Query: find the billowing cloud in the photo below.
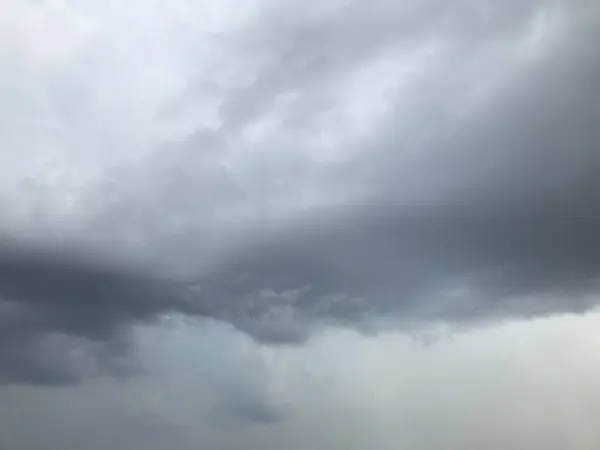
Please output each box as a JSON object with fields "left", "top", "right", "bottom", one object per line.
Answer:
{"left": 1, "top": 0, "right": 600, "bottom": 446}
{"left": 1, "top": 0, "right": 600, "bottom": 371}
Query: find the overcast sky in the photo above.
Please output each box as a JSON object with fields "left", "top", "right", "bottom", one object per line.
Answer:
{"left": 1, "top": 0, "right": 600, "bottom": 448}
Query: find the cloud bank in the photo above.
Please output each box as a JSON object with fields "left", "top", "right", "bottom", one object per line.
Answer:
{"left": 1, "top": 0, "right": 600, "bottom": 447}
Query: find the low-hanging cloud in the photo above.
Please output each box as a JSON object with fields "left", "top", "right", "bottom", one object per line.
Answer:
{"left": 3, "top": 1, "right": 600, "bottom": 448}
{"left": 0, "top": 0, "right": 599, "bottom": 416}
{"left": 5, "top": 312, "right": 600, "bottom": 449}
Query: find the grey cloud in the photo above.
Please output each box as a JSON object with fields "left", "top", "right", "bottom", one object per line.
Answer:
{"left": 210, "top": 0, "right": 542, "bottom": 127}
{"left": 69, "top": 0, "right": 553, "bottom": 264}
{"left": 208, "top": 385, "right": 289, "bottom": 427}
{"left": 0, "top": 240, "right": 291, "bottom": 430}
{"left": 0, "top": 242, "right": 190, "bottom": 384}
{"left": 8, "top": 314, "right": 600, "bottom": 450}
{"left": 1, "top": 0, "right": 599, "bottom": 386}
{"left": 182, "top": 3, "right": 600, "bottom": 334}
{"left": 2, "top": 1, "right": 600, "bottom": 448}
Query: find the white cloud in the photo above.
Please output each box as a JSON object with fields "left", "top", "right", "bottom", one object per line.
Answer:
{"left": 0, "top": 0, "right": 99, "bottom": 72}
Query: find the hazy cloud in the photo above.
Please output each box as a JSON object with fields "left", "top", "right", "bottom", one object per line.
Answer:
{"left": 4, "top": 313, "right": 600, "bottom": 449}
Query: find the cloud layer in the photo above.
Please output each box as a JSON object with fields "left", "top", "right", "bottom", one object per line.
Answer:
{"left": 4, "top": 312, "right": 600, "bottom": 449}
{"left": 2, "top": 0, "right": 599, "bottom": 345}
{"left": 1, "top": 1, "right": 600, "bottom": 446}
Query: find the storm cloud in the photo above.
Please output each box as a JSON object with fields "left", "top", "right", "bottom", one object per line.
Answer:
{"left": 0, "top": 0, "right": 599, "bottom": 381}
{"left": 1, "top": 0, "right": 600, "bottom": 447}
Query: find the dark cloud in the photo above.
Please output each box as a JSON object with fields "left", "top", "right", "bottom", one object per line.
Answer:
{"left": 1, "top": 0, "right": 599, "bottom": 388}
{"left": 182, "top": 6, "right": 600, "bottom": 337}
{"left": 0, "top": 241, "right": 193, "bottom": 384}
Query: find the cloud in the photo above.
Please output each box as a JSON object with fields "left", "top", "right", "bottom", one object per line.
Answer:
{"left": 0, "top": 0, "right": 99, "bottom": 72}
{"left": 0, "top": 3, "right": 599, "bottom": 441}
{"left": 174, "top": 0, "right": 600, "bottom": 338}
{"left": 4, "top": 312, "right": 600, "bottom": 449}
{"left": 0, "top": 241, "right": 195, "bottom": 384}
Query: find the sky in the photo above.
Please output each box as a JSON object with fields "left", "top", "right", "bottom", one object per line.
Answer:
{"left": 0, "top": 0, "right": 600, "bottom": 448}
